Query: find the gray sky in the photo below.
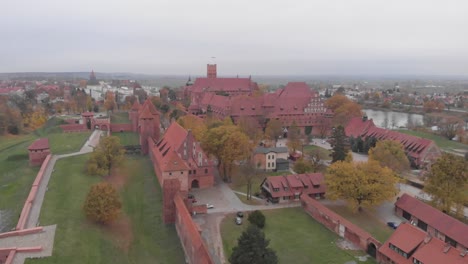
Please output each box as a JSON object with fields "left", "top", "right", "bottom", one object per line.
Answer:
{"left": 1, "top": 0, "right": 467, "bottom": 76}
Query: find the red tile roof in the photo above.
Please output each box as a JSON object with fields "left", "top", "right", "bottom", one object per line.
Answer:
{"left": 412, "top": 235, "right": 467, "bottom": 264}
{"left": 131, "top": 100, "right": 141, "bottom": 111}
{"left": 378, "top": 223, "right": 426, "bottom": 264}
{"left": 264, "top": 173, "right": 326, "bottom": 198}
{"left": 28, "top": 138, "right": 49, "bottom": 150}
{"left": 395, "top": 194, "right": 468, "bottom": 248}
{"left": 192, "top": 77, "right": 257, "bottom": 93}
{"left": 139, "top": 104, "right": 154, "bottom": 119}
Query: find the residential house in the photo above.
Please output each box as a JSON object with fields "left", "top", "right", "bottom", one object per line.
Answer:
{"left": 261, "top": 173, "right": 326, "bottom": 203}
{"left": 253, "top": 146, "right": 289, "bottom": 171}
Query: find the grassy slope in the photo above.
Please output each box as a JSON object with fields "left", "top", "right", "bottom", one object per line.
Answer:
{"left": 111, "top": 112, "right": 131, "bottom": 124}
{"left": 396, "top": 129, "right": 467, "bottom": 151}
{"left": 0, "top": 135, "right": 39, "bottom": 231}
{"left": 28, "top": 155, "right": 184, "bottom": 264}
{"left": 221, "top": 207, "right": 376, "bottom": 264}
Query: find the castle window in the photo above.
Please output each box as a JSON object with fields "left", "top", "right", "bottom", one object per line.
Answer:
{"left": 181, "top": 171, "right": 183, "bottom": 175}
{"left": 205, "top": 168, "right": 208, "bottom": 174}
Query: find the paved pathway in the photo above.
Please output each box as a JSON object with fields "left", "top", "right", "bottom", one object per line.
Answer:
{"left": 0, "top": 130, "right": 102, "bottom": 264}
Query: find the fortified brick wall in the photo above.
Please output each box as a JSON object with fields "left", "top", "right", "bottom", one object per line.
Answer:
{"left": 110, "top": 123, "right": 132, "bottom": 133}
{"left": 173, "top": 193, "right": 213, "bottom": 264}
{"left": 301, "top": 195, "right": 381, "bottom": 253}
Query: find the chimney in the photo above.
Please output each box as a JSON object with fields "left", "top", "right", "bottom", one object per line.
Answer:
{"left": 362, "top": 115, "right": 368, "bottom": 121}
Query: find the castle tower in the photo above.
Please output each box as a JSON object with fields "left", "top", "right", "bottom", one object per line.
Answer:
{"left": 129, "top": 100, "right": 141, "bottom": 132}
{"left": 28, "top": 138, "right": 50, "bottom": 166}
{"left": 163, "top": 179, "right": 180, "bottom": 224}
{"left": 207, "top": 64, "right": 217, "bottom": 78}
{"left": 88, "top": 70, "right": 99, "bottom": 85}
{"left": 141, "top": 98, "right": 160, "bottom": 140}
{"left": 139, "top": 105, "right": 155, "bottom": 155}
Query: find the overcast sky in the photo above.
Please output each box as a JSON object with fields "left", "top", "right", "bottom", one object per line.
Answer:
{"left": 1, "top": 0, "right": 467, "bottom": 76}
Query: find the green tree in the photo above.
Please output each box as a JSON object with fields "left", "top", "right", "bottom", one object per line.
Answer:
{"left": 83, "top": 182, "right": 122, "bottom": 224}
{"left": 369, "top": 140, "right": 410, "bottom": 174}
{"left": 424, "top": 153, "right": 468, "bottom": 217}
{"left": 248, "top": 210, "right": 266, "bottom": 229}
{"left": 87, "top": 136, "right": 125, "bottom": 176}
{"left": 329, "top": 126, "right": 349, "bottom": 163}
{"left": 229, "top": 225, "right": 277, "bottom": 264}
{"left": 326, "top": 160, "right": 398, "bottom": 212}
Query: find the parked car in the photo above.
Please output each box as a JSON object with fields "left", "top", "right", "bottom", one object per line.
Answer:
{"left": 236, "top": 211, "right": 244, "bottom": 218}
{"left": 387, "top": 222, "right": 399, "bottom": 229}
{"left": 206, "top": 204, "right": 214, "bottom": 209}
{"left": 235, "top": 217, "right": 242, "bottom": 225}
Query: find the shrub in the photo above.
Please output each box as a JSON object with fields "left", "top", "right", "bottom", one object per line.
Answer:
{"left": 83, "top": 182, "right": 121, "bottom": 224}
{"left": 248, "top": 210, "right": 266, "bottom": 229}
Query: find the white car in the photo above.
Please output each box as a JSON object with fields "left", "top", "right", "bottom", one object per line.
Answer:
{"left": 206, "top": 204, "right": 214, "bottom": 209}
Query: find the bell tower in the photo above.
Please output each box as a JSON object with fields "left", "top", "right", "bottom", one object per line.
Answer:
{"left": 207, "top": 64, "right": 217, "bottom": 78}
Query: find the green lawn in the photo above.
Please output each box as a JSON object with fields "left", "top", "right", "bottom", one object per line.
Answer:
{"left": 111, "top": 112, "right": 131, "bottom": 124}
{"left": 396, "top": 129, "right": 467, "bottom": 151}
{"left": 47, "top": 132, "right": 91, "bottom": 154}
{"left": 323, "top": 203, "right": 393, "bottom": 242}
{"left": 113, "top": 132, "right": 140, "bottom": 146}
{"left": 303, "top": 145, "right": 332, "bottom": 160}
{"left": 221, "top": 207, "right": 376, "bottom": 264}
{"left": 0, "top": 135, "right": 39, "bottom": 232}
{"left": 229, "top": 174, "right": 265, "bottom": 196}
{"left": 28, "top": 155, "right": 184, "bottom": 264}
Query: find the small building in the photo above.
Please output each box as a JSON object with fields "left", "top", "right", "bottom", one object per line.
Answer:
{"left": 378, "top": 222, "right": 467, "bottom": 264}
{"left": 28, "top": 138, "right": 50, "bottom": 166}
{"left": 395, "top": 193, "right": 468, "bottom": 251}
{"left": 253, "top": 146, "right": 289, "bottom": 171}
{"left": 260, "top": 173, "right": 326, "bottom": 203}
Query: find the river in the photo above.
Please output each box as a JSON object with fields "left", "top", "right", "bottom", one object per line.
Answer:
{"left": 363, "top": 109, "right": 424, "bottom": 129}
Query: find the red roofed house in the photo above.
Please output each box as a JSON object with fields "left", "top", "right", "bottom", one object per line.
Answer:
{"left": 148, "top": 122, "right": 214, "bottom": 192}
{"left": 260, "top": 173, "right": 326, "bottom": 203}
{"left": 378, "top": 222, "right": 467, "bottom": 264}
{"left": 395, "top": 193, "right": 468, "bottom": 251}
{"left": 184, "top": 65, "right": 333, "bottom": 136}
{"left": 345, "top": 116, "right": 441, "bottom": 169}
{"left": 28, "top": 138, "right": 50, "bottom": 166}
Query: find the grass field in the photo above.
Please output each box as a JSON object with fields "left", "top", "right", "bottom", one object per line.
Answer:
{"left": 396, "top": 129, "right": 467, "bottom": 151}
{"left": 47, "top": 132, "right": 91, "bottom": 154}
{"left": 221, "top": 207, "right": 376, "bottom": 264}
{"left": 113, "top": 132, "right": 140, "bottom": 146}
{"left": 0, "top": 134, "right": 39, "bottom": 232}
{"left": 324, "top": 203, "right": 393, "bottom": 242}
{"left": 303, "top": 145, "right": 332, "bottom": 160}
{"left": 111, "top": 112, "right": 131, "bottom": 124}
{"left": 28, "top": 155, "right": 184, "bottom": 264}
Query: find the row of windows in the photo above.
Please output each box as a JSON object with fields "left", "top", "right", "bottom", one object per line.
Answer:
{"left": 168, "top": 168, "right": 209, "bottom": 176}
{"left": 389, "top": 243, "right": 408, "bottom": 259}
{"left": 267, "top": 154, "right": 275, "bottom": 160}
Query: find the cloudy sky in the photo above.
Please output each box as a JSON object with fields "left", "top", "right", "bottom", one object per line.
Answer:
{"left": 1, "top": 0, "right": 467, "bottom": 76}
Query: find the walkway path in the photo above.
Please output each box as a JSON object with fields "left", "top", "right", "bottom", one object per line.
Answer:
{"left": 0, "top": 130, "right": 102, "bottom": 264}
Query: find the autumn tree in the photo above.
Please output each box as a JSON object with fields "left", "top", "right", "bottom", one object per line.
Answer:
{"left": 325, "top": 94, "right": 363, "bottom": 127}
{"left": 104, "top": 91, "right": 116, "bottom": 112}
{"left": 265, "top": 119, "right": 283, "bottom": 144}
{"left": 329, "top": 126, "right": 349, "bottom": 163}
{"left": 293, "top": 158, "right": 313, "bottom": 174}
{"left": 83, "top": 182, "right": 122, "bottom": 224}
{"left": 87, "top": 136, "right": 125, "bottom": 176}
{"left": 286, "top": 121, "right": 302, "bottom": 152}
{"left": 237, "top": 116, "right": 263, "bottom": 142}
{"left": 369, "top": 140, "right": 410, "bottom": 174}
{"left": 177, "top": 114, "right": 207, "bottom": 141}
{"left": 201, "top": 122, "right": 252, "bottom": 181}
{"left": 424, "top": 153, "right": 467, "bottom": 217}
{"left": 326, "top": 160, "right": 398, "bottom": 212}
{"left": 229, "top": 225, "right": 278, "bottom": 264}
{"left": 438, "top": 116, "right": 462, "bottom": 140}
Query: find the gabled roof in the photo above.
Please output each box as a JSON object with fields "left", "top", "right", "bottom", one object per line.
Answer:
{"left": 141, "top": 98, "right": 159, "bottom": 115}
{"left": 191, "top": 77, "right": 256, "bottom": 92}
{"left": 395, "top": 194, "right": 468, "bottom": 248}
{"left": 254, "top": 147, "right": 288, "bottom": 154}
{"left": 139, "top": 104, "right": 154, "bottom": 119}
{"left": 378, "top": 223, "right": 426, "bottom": 264}
{"left": 412, "top": 234, "right": 467, "bottom": 264}
{"left": 28, "top": 138, "right": 49, "bottom": 150}
{"left": 162, "top": 151, "right": 189, "bottom": 171}
{"left": 264, "top": 173, "right": 326, "bottom": 198}
{"left": 131, "top": 100, "right": 141, "bottom": 111}
{"left": 161, "top": 122, "right": 188, "bottom": 152}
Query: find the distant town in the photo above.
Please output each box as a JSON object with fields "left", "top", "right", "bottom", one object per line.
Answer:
{"left": 0, "top": 64, "right": 467, "bottom": 264}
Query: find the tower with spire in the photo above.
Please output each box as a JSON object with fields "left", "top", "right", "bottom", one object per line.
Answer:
{"left": 88, "top": 70, "right": 99, "bottom": 85}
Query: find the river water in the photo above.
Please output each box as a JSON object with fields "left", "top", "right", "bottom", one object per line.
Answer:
{"left": 363, "top": 109, "right": 424, "bottom": 129}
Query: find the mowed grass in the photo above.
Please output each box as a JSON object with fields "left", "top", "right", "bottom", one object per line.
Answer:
{"left": 303, "top": 145, "right": 332, "bottom": 160}
{"left": 396, "top": 129, "right": 468, "bottom": 151}
{"left": 47, "top": 132, "right": 91, "bottom": 154}
{"left": 27, "top": 155, "right": 184, "bottom": 264}
{"left": 324, "top": 203, "right": 393, "bottom": 242}
{"left": 113, "top": 132, "right": 140, "bottom": 146}
{"left": 221, "top": 207, "right": 376, "bottom": 264}
{"left": 0, "top": 134, "right": 39, "bottom": 232}
{"left": 111, "top": 112, "right": 131, "bottom": 124}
